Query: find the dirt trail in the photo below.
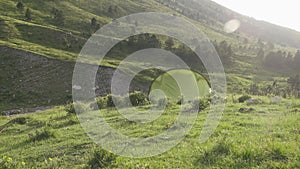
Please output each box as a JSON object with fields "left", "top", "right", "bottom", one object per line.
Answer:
{"left": 1, "top": 106, "right": 55, "bottom": 117}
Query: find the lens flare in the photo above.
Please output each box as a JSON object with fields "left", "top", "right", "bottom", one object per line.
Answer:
{"left": 224, "top": 19, "right": 241, "bottom": 33}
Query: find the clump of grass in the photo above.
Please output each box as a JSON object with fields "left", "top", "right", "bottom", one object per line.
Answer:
{"left": 269, "top": 146, "right": 288, "bottom": 162}
{"left": 238, "top": 146, "right": 265, "bottom": 165}
{"left": 9, "top": 117, "right": 30, "bottom": 125}
{"left": 67, "top": 115, "right": 79, "bottom": 125}
{"left": 196, "top": 139, "right": 233, "bottom": 165}
{"left": 43, "top": 157, "right": 60, "bottom": 169}
{"left": 87, "top": 148, "right": 116, "bottom": 169}
{"left": 64, "top": 103, "right": 76, "bottom": 114}
{"left": 211, "top": 139, "right": 232, "bottom": 156}
{"left": 0, "top": 155, "right": 26, "bottom": 169}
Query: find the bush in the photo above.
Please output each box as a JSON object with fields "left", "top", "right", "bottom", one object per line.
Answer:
{"left": 238, "top": 95, "right": 251, "bottom": 103}
{"left": 88, "top": 148, "right": 116, "bottom": 169}
{"left": 129, "top": 91, "right": 149, "bottom": 106}
{"left": 16, "top": 2, "right": 24, "bottom": 10}
{"left": 64, "top": 103, "right": 75, "bottom": 114}
{"left": 90, "top": 91, "right": 150, "bottom": 110}
{"left": 106, "top": 94, "right": 115, "bottom": 107}
{"left": 65, "top": 102, "right": 89, "bottom": 115}
{"left": 191, "top": 97, "right": 210, "bottom": 112}
{"left": 90, "top": 97, "right": 107, "bottom": 110}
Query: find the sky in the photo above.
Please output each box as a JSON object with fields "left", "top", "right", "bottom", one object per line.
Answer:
{"left": 211, "top": 0, "right": 300, "bottom": 32}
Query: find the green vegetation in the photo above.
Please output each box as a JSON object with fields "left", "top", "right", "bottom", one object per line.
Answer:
{"left": 1, "top": 0, "right": 300, "bottom": 168}
{"left": 0, "top": 96, "right": 299, "bottom": 168}
{"left": 1, "top": 0, "right": 300, "bottom": 111}
{"left": 238, "top": 95, "right": 251, "bottom": 103}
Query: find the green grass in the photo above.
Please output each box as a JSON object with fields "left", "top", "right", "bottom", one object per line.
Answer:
{"left": 0, "top": 96, "right": 299, "bottom": 168}
{"left": 0, "top": 1, "right": 300, "bottom": 167}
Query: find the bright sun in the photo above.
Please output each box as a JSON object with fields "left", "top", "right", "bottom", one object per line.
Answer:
{"left": 211, "top": 0, "right": 300, "bottom": 32}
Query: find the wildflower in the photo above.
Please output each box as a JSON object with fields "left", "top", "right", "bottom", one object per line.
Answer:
{"left": 22, "top": 161, "right": 26, "bottom": 165}
{"left": 49, "top": 157, "right": 53, "bottom": 161}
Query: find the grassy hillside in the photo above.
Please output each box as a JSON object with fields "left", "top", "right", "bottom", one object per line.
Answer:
{"left": 1, "top": 0, "right": 295, "bottom": 61}
{"left": 0, "top": 96, "right": 299, "bottom": 168}
{"left": 0, "top": 0, "right": 298, "bottom": 111}
{"left": 1, "top": 0, "right": 300, "bottom": 168}
{"left": 0, "top": 0, "right": 298, "bottom": 109}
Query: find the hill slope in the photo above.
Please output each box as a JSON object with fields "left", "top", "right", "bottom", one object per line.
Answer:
{"left": 0, "top": 0, "right": 299, "bottom": 111}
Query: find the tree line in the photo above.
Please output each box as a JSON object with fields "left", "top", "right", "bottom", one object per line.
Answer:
{"left": 15, "top": 1, "right": 100, "bottom": 30}
{"left": 257, "top": 48, "right": 300, "bottom": 71}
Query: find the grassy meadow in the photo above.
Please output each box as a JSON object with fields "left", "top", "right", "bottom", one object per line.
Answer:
{"left": 0, "top": 95, "right": 299, "bottom": 168}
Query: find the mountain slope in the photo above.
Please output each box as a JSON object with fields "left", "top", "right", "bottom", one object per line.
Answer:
{"left": 0, "top": 0, "right": 299, "bottom": 111}
{"left": 170, "top": 0, "right": 300, "bottom": 48}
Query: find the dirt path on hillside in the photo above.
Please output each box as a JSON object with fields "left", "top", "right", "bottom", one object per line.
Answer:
{"left": 1, "top": 106, "right": 55, "bottom": 117}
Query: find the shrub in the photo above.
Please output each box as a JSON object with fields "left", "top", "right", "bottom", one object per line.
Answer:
{"left": 90, "top": 97, "right": 107, "bottom": 110}
{"left": 106, "top": 94, "right": 115, "bottom": 107}
{"left": 88, "top": 148, "right": 116, "bottom": 169}
{"left": 199, "top": 98, "right": 210, "bottom": 111}
{"left": 25, "top": 8, "right": 31, "bottom": 21}
{"left": 64, "top": 103, "right": 75, "bottom": 114}
{"left": 16, "top": 2, "right": 24, "bottom": 10}
{"left": 91, "top": 91, "right": 150, "bottom": 110}
{"left": 238, "top": 95, "right": 251, "bottom": 103}
{"left": 191, "top": 97, "right": 210, "bottom": 112}
{"left": 129, "top": 91, "right": 149, "bottom": 106}
{"left": 65, "top": 102, "right": 89, "bottom": 115}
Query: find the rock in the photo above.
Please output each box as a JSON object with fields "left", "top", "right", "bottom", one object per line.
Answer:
{"left": 239, "top": 107, "right": 255, "bottom": 113}
{"left": 247, "top": 98, "right": 263, "bottom": 105}
{"left": 72, "top": 85, "right": 82, "bottom": 90}
{"left": 272, "top": 96, "right": 281, "bottom": 103}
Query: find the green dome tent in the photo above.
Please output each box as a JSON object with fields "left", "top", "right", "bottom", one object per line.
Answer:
{"left": 149, "top": 69, "right": 210, "bottom": 102}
